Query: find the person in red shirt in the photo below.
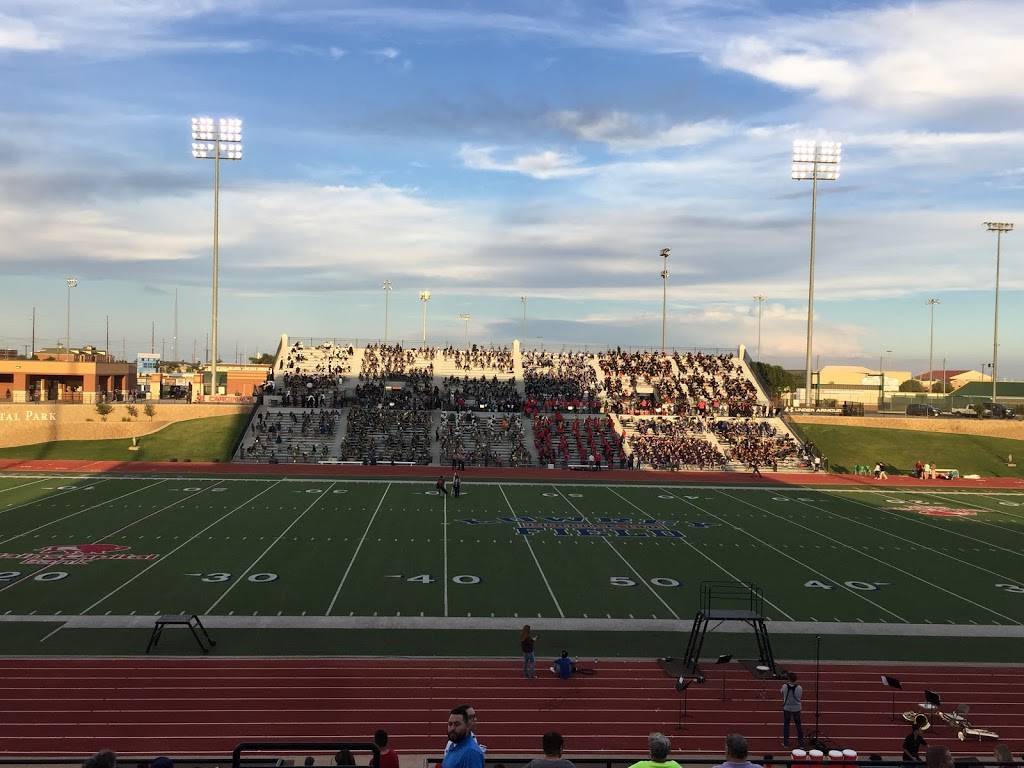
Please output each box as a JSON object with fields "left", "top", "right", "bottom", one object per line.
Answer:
{"left": 371, "top": 729, "right": 400, "bottom": 768}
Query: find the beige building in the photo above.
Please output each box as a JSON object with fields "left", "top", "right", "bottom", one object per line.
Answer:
{"left": 817, "top": 365, "right": 912, "bottom": 391}
{"left": 917, "top": 369, "right": 991, "bottom": 391}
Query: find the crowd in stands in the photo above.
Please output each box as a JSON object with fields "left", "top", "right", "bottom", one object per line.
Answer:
{"left": 713, "top": 419, "right": 800, "bottom": 469}
{"left": 239, "top": 408, "right": 339, "bottom": 464}
{"left": 438, "top": 412, "right": 532, "bottom": 467}
{"left": 355, "top": 377, "right": 435, "bottom": 410}
{"left": 339, "top": 407, "right": 432, "bottom": 464}
{"left": 625, "top": 416, "right": 726, "bottom": 470}
{"left": 441, "top": 345, "right": 513, "bottom": 373}
{"left": 443, "top": 375, "right": 522, "bottom": 412}
{"left": 277, "top": 372, "right": 342, "bottom": 408}
{"left": 533, "top": 413, "right": 625, "bottom": 468}
{"left": 278, "top": 340, "right": 353, "bottom": 376}
{"left": 361, "top": 344, "right": 435, "bottom": 380}
{"left": 522, "top": 351, "right": 600, "bottom": 414}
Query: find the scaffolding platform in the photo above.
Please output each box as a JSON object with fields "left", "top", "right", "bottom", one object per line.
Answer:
{"left": 681, "top": 581, "right": 779, "bottom": 679}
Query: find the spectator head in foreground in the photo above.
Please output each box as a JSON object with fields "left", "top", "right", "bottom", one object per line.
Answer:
{"left": 543, "top": 731, "right": 565, "bottom": 758}
{"left": 84, "top": 751, "right": 117, "bottom": 768}
{"left": 335, "top": 750, "right": 356, "bottom": 766}
{"left": 648, "top": 733, "right": 672, "bottom": 762}
{"left": 448, "top": 705, "right": 472, "bottom": 743}
{"left": 374, "top": 730, "right": 390, "bottom": 748}
{"left": 304, "top": 758, "right": 315, "bottom": 767}
{"left": 721, "top": 733, "right": 762, "bottom": 768}
{"left": 926, "top": 746, "right": 953, "bottom": 768}
{"left": 151, "top": 758, "right": 173, "bottom": 768}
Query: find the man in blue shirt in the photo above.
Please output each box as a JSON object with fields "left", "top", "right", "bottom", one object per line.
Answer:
{"left": 443, "top": 706, "right": 484, "bottom": 768}
{"left": 552, "top": 650, "right": 575, "bottom": 680}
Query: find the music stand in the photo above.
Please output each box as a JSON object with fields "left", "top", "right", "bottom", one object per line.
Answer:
{"left": 881, "top": 675, "right": 902, "bottom": 722}
{"left": 716, "top": 654, "right": 733, "bottom": 701}
{"left": 921, "top": 689, "right": 941, "bottom": 723}
{"left": 675, "top": 676, "right": 693, "bottom": 728}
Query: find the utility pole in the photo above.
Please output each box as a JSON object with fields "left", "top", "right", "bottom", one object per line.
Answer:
{"left": 105, "top": 315, "right": 110, "bottom": 354}
{"left": 30, "top": 307, "right": 35, "bottom": 359}
{"left": 151, "top": 322, "right": 155, "bottom": 354}
{"left": 161, "top": 338, "right": 166, "bottom": 360}
{"left": 173, "top": 288, "right": 178, "bottom": 362}
{"left": 926, "top": 298, "right": 940, "bottom": 394}
{"left": 122, "top": 337, "right": 126, "bottom": 361}
{"left": 193, "top": 338, "right": 197, "bottom": 364}
{"left": 521, "top": 296, "right": 527, "bottom": 342}
{"left": 205, "top": 333, "right": 210, "bottom": 363}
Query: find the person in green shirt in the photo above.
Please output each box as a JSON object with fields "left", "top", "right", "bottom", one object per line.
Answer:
{"left": 628, "top": 733, "right": 681, "bottom": 768}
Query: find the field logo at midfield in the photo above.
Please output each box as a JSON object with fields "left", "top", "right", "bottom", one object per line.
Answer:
{"left": 888, "top": 505, "right": 977, "bottom": 518}
{"left": 0, "top": 543, "right": 159, "bottom": 566}
{"left": 457, "top": 515, "right": 685, "bottom": 538}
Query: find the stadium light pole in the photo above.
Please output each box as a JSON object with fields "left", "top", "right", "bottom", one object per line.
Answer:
{"left": 879, "top": 348, "right": 892, "bottom": 410}
{"left": 521, "top": 296, "right": 527, "bottom": 342}
{"left": 926, "top": 298, "right": 940, "bottom": 393}
{"left": 64, "top": 277, "right": 78, "bottom": 349}
{"left": 792, "top": 140, "right": 841, "bottom": 404}
{"left": 382, "top": 280, "right": 393, "bottom": 344}
{"left": 191, "top": 116, "right": 243, "bottom": 399}
{"left": 419, "top": 290, "right": 431, "bottom": 345}
{"left": 458, "top": 313, "right": 471, "bottom": 348}
{"left": 659, "top": 248, "right": 670, "bottom": 354}
{"left": 984, "top": 222, "right": 1013, "bottom": 403}
{"left": 753, "top": 295, "right": 767, "bottom": 362}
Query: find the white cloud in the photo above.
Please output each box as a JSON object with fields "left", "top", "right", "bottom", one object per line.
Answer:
{"left": 555, "top": 111, "right": 735, "bottom": 152}
{"left": 458, "top": 145, "right": 593, "bottom": 180}
{"left": 713, "top": 2, "right": 1024, "bottom": 112}
{"left": 0, "top": 14, "right": 57, "bottom": 50}
{"left": 328, "top": 46, "right": 345, "bottom": 59}
{"left": 372, "top": 46, "right": 400, "bottom": 59}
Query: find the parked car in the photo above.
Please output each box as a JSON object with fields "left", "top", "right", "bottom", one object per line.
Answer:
{"left": 906, "top": 403, "right": 939, "bottom": 417}
{"left": 980, "top": 402, "right": 1017, "bottom": 419}
{"left": 951, "top": 406, "right": 978, "bottom": 417}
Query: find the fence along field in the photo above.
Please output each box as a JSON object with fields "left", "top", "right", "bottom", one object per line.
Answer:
{"left": 0, "top": 476, "right": 1022, "bottom": 625}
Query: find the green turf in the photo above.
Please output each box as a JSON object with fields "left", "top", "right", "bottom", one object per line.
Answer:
{"left": 0, "top": 475, "right": 1021, "bottom": 659}
{"left": 0, "top": 414, "right": 248, "bottom": 463}
{"left": 798, "top": 423, "right": 1024, "bottom": 477}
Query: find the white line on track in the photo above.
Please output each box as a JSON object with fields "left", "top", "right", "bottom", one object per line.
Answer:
{"left": 325, "top": 483, "right": 391, "bottom": 616}
{"left": 207, "top": 482, "right": 336, "bottom": 613}
{"left": 664, "top": 487, "right": 908, "bottom": 623}
{"left": 499, "top": 483, "right": 564, "bottom": 618}
{"left": 80, "top": 481, "right": 284, "bottom": 615}
{"left": 553, "top": 485, "right": 679, "bottom": 620}
{"left": 717, "top": 489, "right": 1021, "bottom": 625}
{"left": 608, "top": 487, "right": 795, "bottom": 620}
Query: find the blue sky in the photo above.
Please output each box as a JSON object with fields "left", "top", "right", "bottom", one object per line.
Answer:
{"left": 1, "top": 0, "right": 1023, "bottom": 376}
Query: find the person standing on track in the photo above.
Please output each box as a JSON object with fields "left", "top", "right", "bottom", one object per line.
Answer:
{"left": 781, "top": 672, "right": 805, "bottom": 748}
{"left": 520, "top": 624, "right": 537, "bottom": 678}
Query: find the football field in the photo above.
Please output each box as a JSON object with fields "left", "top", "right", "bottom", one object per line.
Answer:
{"left": 0, "top": 474, "right": 1022, "bottom": 626}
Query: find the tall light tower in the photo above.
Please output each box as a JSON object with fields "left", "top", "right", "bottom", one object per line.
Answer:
{"left": 458, "top": 313, "right": 471, "bottom": 348}
{"left": 659, "top": 248, "right": 670, "bottom": 353}
{"left": 64, "top": 277, "right": 78, "bottom": 350}
{"left": 382, "top": 280, "right": 393, "bottom": 344}
{"left": 984, "top": 222, "right": 1013, "bottom": 403}
{"left": 753, "top": 295, "right": 767, "bottom": 362}
{"left": 191, "top": 116, "right": 243, "bottom": 398}
{"left": 521, "top": 296, "right": 527, "bottom": 342}
{"left": 879, "top": 348, "right": 893, "bottom": 410}
{"left": 419, "top": 290, "right": 431, "bottom": 345}
{"left": 926, "top": 298, "right": 940, "bottom": 392}
{"left": 792, "top": 139, "right": 842, "bottom": 402}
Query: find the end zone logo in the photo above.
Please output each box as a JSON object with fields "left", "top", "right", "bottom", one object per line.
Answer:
{"left": 0, "top": 543, "right": 159, "bottom": 566}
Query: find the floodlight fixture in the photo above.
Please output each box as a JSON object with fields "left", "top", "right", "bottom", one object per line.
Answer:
{"left": 792, "top": 139, "right": 842, "bottom": 402}
{"left": 984, "top": 221, "right": 1013, "bottom": 403}
{"left": 190, "top": 115, "right": 244, "bottom": 399}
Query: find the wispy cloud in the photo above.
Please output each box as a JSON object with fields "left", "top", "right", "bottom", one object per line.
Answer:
{"left": 372, "top": 46, "right": 400, "bottom": 59}
{"left": 555, "top": 111, "right": 735, "bottom": 152}
{"left": 458, "top": 145, "right": 593, "bottom": 180}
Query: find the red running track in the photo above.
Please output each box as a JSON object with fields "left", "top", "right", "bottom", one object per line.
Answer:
{"left": 0, "top": 658, "right": 1021, "bottom": 758}
{"left": 1, "top": 459, "right": 1023, "bottom": 488}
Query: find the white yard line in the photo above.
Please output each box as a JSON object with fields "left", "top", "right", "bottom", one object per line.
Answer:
{"left": 716, "top": 489, "right": 1021, "bottom": 626}
{"left": 0, "top": 478, "right": 47, "bottom": 494}
{"left": 607, "top": 487, "right": 795, "bottom": 620}
{"left": 80, "top": 481, "right": 283, "bottom": 615}
{"left": 822, "top": 490, "right": 1024, "bottom": 566}
{"left": 325, "top": 483, "right": 391, "bottom": 616}
{"left": 207, "top": 482, "right": 336, "bottom": 613}
{"left": 0, "top": 479, "right": 157, "bottom": 549}
{"left": 553, "top": 486, "right": 680, "bottom": 620}
{"left": 664, "top": 487, "right": 909, "bottom": 623}
{"left": 0, "top": 478, "right": 111, "bottom": 522}
{"left": 498, "top": 483, "right": 564, "bottom": 618}
{"left": 2, "top": 480, "right": 217, "bottom": 596}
